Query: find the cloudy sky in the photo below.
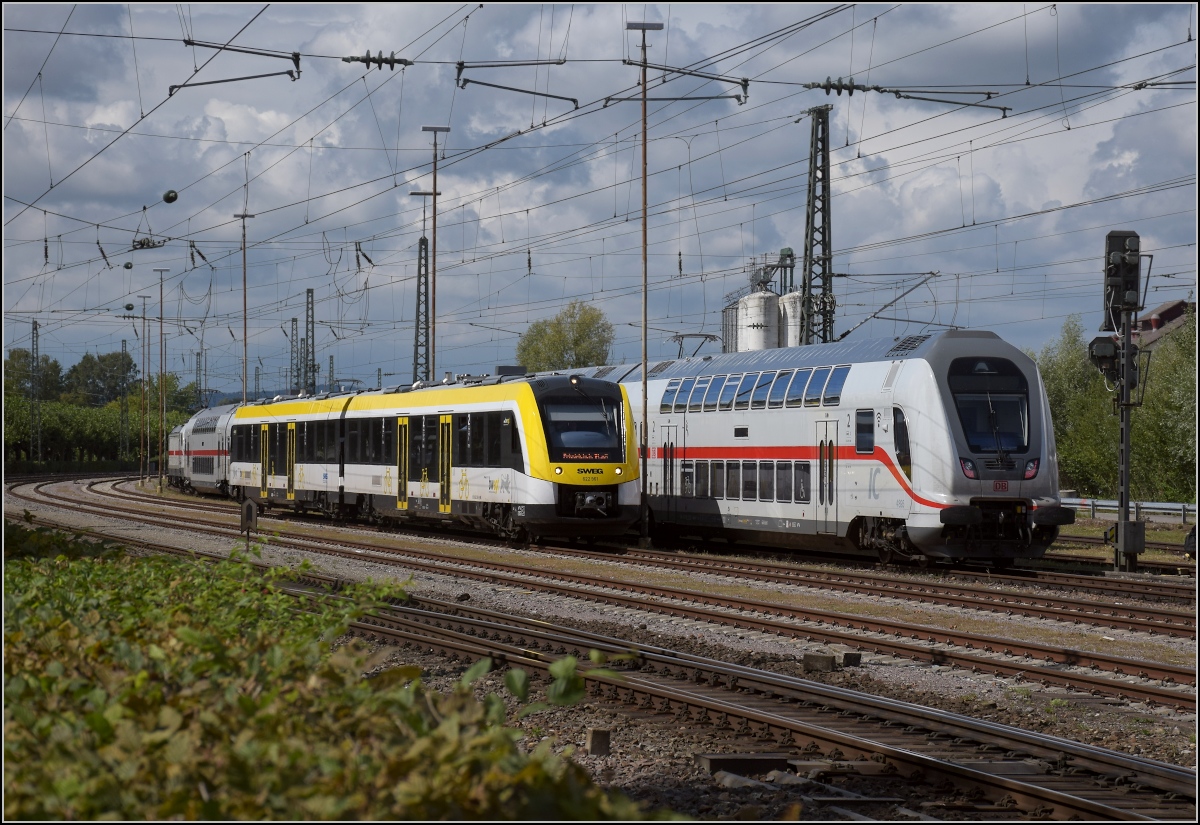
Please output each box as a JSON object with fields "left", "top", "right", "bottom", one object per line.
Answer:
{"left": 4, "top": 3, "right": 1195, "bottom": 397}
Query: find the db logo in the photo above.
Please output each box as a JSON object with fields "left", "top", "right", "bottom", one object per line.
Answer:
{"left": 993, "top": 480, "right": 1009, "bottom": 492}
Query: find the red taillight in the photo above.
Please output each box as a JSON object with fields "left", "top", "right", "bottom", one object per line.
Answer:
{"left": 1024, "top": 458, "right": 1040, "bottom": 480}
{"left": 959, "top": 457, "right": 978, "bottom": 479}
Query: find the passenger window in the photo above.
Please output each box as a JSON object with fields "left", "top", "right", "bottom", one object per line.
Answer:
{"left": 660, "top": 379, "right": 681, "bottom": 413}
{"left": 696, "top": 460, "right": 710, "bottom": 497}
{"left": 725, "top": 462, "right": 740, "bottom": 500}
{"left": 823, "top": 365, "right": 851, "bottom": 405}
{"left": 382, "top": 418, "right": 395, "bottom": 464}
{"left": 689, "top": 377, "right": 711, "bottom": 412}
{"left": 856, "top": 409, "right": 874, "bottom": 454}
{"left": 758, "top": 461, "right": 774, "bottom": 501}
{"left": 805, "top": 367, "right": 831, "bottom": 407}
{"left": 718, "top": 375, "right": 741, "bottom": 410}
{"left": 750, "top": 372, "right": 775, "bottom": 409}
{"left": 785, "top": 369, "right": 812, "bottom": 407}
{"left": 776, "top": 461, "right": 793, "bottom": 502}
{"left": 893, "top": 407, "right": 911, "bottom": 479}
{"left": 734, "top": 373, "right": 758, "bottom": 410}
{"left": 346, "top": 420, "right": 361, "bottom": 464}
{"left": 711, "top": 461, "right": 725, "bottom": 498}
{"left": 486, "top": 411, "right": 503, "bottom": 467}
{"left": 703, "top": 376, "right": 725, "bottom": 411}
{"left": 366, "top": 418, "right": 380, "bottom": 464}
{"left": 681, "top": 461, "right": 695, "bottom": 496}
{"left": 795, "top": 461, "right": 812, "bottom": 503}
{"left": 455, "top": 414, "right": 470, "bottom": 465}
{"left": 674, "top": 378, "right": 696, "bottom": 413}
{"left": 767, "top": 370, "right": 792, "bottom": 408}
{"left": 741, "top": 461, "right": 757, "bottom": 500}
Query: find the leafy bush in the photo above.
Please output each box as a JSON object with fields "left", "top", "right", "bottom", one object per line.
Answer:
{"left": 4, "top": 526, "right": 655, "bottom": 820}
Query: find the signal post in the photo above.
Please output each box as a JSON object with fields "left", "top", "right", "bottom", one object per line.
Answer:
{"left": 1088, "top": 230, "right": 1146, "bottom": 573}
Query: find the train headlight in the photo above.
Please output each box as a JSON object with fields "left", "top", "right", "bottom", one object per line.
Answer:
{"left": 959, "top": 457, "right": 978, "bottom": 479}
{"left": 554, "top": 467, "right": 563, "bottom": 475}
{"left": 1024, "top": 458, "right": 1040, "bottom": 480}
{"left": 615, "top": 467, "right": 623, "bottom": 475}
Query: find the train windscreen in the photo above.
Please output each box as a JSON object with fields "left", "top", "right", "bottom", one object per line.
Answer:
{"left": 539, "top": 393, "right": 625, "bottom": 463}
{"left": 947, "top": 358, "right": 1029, "bottom": 454}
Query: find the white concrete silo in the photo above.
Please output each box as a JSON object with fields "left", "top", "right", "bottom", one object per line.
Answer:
{"left": 736, "top": 291, "right": 779, "bottom": 352}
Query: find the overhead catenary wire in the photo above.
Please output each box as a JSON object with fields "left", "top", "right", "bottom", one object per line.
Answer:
{"left": 7, "top": 6, "right": 1193, "bottom": 378}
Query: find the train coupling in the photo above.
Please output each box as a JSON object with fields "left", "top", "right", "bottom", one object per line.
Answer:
{"left": 574, "top": 490, "right": 613, "bottom": 517}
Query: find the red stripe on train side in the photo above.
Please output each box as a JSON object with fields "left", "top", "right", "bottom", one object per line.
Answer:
{"left": 642, "top": 444, "right": 947, "bottom": 510}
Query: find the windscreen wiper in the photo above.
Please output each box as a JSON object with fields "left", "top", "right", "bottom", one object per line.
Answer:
{"left": 986, "top": 392, "right": 1009, "bottom": 462}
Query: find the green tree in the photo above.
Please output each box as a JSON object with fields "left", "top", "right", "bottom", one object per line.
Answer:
{"left": 3, "top": 348, "right": 63, "bottom": 400}
{"left": 1134, "top": 308, "right": 1196, "bottom": 502}
{"left": 62, "top": 350, "right": 137, "bottom": 406}
{"left": 516, "top": 301, "right": 615, "bottom": 372}
{"left": 139, "top": 372, "right": 198, "bottom": 414}
{"left": 1035, "top": 316, "right": 1117, "bottom": 496}
{"left": 4, "top": 396, "right": 187, "bottom": 465}
{"left": 1036, "top": 312, "right": 1197, "bottom": 502}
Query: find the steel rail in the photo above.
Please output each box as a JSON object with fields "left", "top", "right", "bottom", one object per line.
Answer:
{"left": 99, "top": 478, "right": 1196, "bottom": 616}
{"left": 346, "top": 598, "right": 1195, "bottom": 819}
{"left": 12, "top": 481, "right": 1196, "bottom": 709}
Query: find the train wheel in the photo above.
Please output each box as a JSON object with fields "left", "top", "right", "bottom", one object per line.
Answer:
{"left": 877, "top": 547, "right": 895, "bottom": 565}
{"left": 913, "top": 554, "right": 931, "bottom": 569}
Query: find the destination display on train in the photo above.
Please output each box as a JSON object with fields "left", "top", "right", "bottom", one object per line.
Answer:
{"left": 560, "top": 450, "right": 617, "bottom": 462}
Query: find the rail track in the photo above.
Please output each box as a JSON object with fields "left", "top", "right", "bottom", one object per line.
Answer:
{"left": 9, "top": 478, "right": 1196, "bottom": 712}
{"left": 347, "top": 594, "right": 1197, "bottom": 820}
{"left": 92, "top": 477, "right": 1197, "bottom": 607}
{"left": 10, "top": 491, "right": 1192, "bottom": 820}
{"left": 64, "top": 478, "right": 1200, "bottom": 635}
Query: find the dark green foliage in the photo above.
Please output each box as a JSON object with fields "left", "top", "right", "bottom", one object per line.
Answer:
{"left": 3, "top": 528, "right": 660, "bottom": 820}
{"left": 62, "top": 351, "right": 138, "bottom": 407}
{"left": 3, "top": 348, "right": 63, "bottom": 401}
{"left": 3, "top": 396, "right": 189, "bottom": 464}
{"left": 4, "top": 346, "right": 196, "bottom": 463}
{"left": 1036, "top": 313, "right": 1196, "bottom": 501}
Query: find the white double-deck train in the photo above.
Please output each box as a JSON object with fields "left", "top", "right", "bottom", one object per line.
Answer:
{"left": 580, "top": 329, "right": 1073, "bottom": 564}
{"left": 169, "top": 374, "right": 641, "bottom": 540}
{"left": 170, "top": 329, "right": 1072, "bottom": 565}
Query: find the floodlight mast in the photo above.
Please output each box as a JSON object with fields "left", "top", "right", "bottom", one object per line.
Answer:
{"left": 234, "top": 213, "right": 255, "bottom": 404}
{"left": 154, "top": 268, "right": 170, "bottom": 494}
{"left": 627, "top": 20, "right": 662, "bottom": 548}
{"left": 421, "top": 125, "right": 450, "bottom": 379}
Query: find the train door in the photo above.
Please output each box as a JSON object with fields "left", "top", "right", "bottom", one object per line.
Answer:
{"left": 259, "top": 423, "right": 269, "bottom": 498}
{"left": 817, "top": 420, "right": 838, "bottom": 534}
{"left": 286, "top": 423, "right": 296, "bottom": 501}
{"left": 661, "top": 423, "right": 678, "bottom": 518}
{"left": 396, "top": 416, "right": 409, "bottom": 511}
{"left": 438, "top": 414, "right": 452, "bottom": 513}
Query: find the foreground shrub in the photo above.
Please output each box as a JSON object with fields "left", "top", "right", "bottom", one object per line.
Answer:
{"left": 3, "top": 524, "right": 652, "bottom": 819}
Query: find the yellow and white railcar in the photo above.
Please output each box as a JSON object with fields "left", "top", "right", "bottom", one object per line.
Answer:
{"left": 222, "top": 374, "right": 639, "bottom": 540}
